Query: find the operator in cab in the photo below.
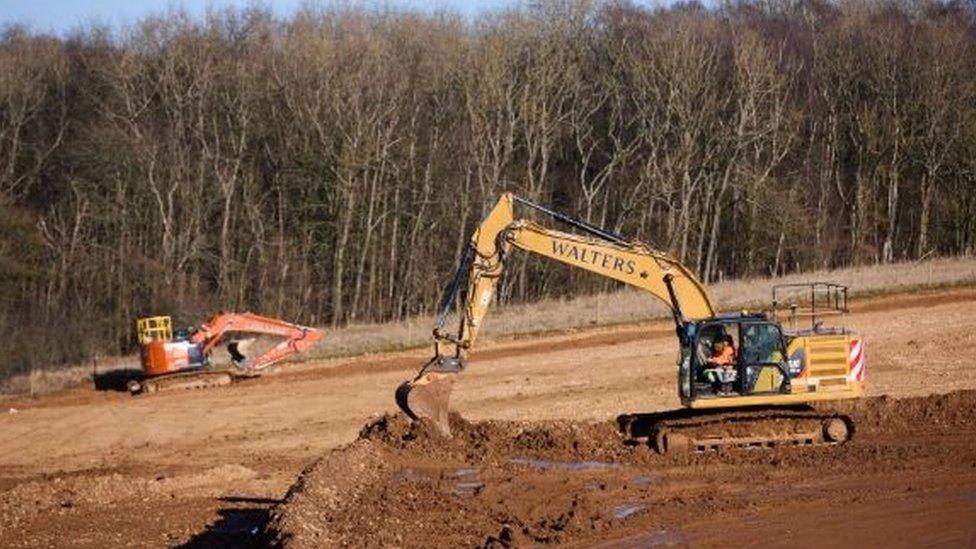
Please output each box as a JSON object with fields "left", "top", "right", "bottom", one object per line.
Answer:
{"left": 703, "top": 334, "right": 738, "bottom": 395}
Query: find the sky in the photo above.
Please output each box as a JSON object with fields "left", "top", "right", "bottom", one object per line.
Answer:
{"left": 0, "top": 0, "right": 523, "bottom": 35}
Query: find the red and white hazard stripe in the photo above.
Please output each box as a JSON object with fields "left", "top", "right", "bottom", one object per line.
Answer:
{"left": 848, "top": 338, "right": 865, "bottom": 382}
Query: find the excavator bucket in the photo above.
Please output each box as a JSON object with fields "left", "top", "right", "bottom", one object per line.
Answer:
{"left": 227, "top": 338, "right": 254, "bottom": 366}
{"left": 395, "top": 371, "right": 457, "bottom": 437}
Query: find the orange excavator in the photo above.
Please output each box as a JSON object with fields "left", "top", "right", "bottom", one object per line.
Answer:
{"left": 128, "top": 312, "right": 321, "bottom": 394}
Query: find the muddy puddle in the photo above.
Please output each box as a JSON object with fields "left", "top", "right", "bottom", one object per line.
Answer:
{"left": 509, "top": 457, "right": 623, "bottom": 471}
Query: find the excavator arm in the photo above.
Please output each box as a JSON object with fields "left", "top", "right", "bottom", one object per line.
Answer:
{"left": 190, "top": 312, "right": 322, "bottom": 372}
{"left": 397, "top": 193, "right": 714, "bottom": 434}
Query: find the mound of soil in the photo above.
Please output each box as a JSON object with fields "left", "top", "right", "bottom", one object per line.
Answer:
{"left": 356, "top": 410, "right": 631, "bottom": 464}
{"left": 268, "top": 391, "right": 976, "bottom": 547}
{"left": 840, "top": 390, "right": 976, "bottom": 435}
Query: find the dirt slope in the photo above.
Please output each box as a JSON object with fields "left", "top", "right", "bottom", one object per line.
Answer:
{"left": 0, "top": 286, "right": 973, "bottom": 546}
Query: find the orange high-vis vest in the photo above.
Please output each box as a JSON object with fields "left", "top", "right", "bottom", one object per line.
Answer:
{"left": 710, "top": 345, "right": 735, "bottom": 366}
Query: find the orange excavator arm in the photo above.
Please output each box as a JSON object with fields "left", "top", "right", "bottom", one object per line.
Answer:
{"left": 190, "top": 312, "right": 322, "bottom": 372}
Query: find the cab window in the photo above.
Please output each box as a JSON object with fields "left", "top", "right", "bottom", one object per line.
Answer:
{"left": 695, "top": 323, "right": 739, "bottom": 368}
{"left": 741, "top": 323, "right": 785, "bottom": 365}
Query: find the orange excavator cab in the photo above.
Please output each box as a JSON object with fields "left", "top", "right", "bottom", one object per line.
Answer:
{"left": 136, "top": 316, "right": 207, "bottom": 376}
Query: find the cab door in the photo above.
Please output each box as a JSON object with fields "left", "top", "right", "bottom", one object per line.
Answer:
{"left": 740, "top": 322, "right": 790, "bottom": 394}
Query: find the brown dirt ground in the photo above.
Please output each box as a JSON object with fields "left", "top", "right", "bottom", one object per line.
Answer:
{"left": 270, "top": 391, "right": 976, "bottom": 547}
{"left": 0, "top": 286, "right": 974, "bottom": 547}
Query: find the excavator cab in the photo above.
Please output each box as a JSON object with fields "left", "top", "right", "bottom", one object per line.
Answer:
{"left": 682, "top": 316, "right": 791, "bottom": 402}
{"left": 136, "top": 315, "right": 207, "bottom": 377}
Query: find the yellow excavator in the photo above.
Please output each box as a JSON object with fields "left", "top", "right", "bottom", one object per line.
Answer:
{"left": 396, "top": 193, "right": 865, "bottom": 452}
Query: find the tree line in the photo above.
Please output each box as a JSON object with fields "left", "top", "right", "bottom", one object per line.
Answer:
{"left": 2, "top": 0, "right": 975, "bottom": 374}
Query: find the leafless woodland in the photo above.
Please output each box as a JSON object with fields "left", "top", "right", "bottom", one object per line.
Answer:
{"left": 2, "top": 0, "right": 975, "bottom": 374}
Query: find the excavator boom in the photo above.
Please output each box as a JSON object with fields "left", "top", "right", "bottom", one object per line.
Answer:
{"left": 397, "top": 193, "right": 714, "bottom": 435}
{"left": 191, "top": 312, "right": 322, "bottom": 371}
